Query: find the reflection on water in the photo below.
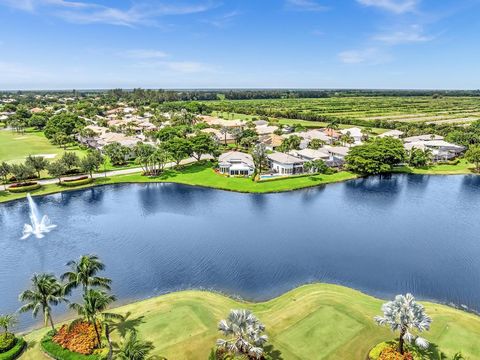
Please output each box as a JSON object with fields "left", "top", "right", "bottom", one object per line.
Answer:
{"left": 1, "top": 174, "right": 480, "bottom": 331}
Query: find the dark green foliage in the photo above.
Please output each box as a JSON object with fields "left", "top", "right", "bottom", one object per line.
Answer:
{"left": 9, "top": 163, "right": 36, "bottom": 183}
{"left": 163, "top": 137, "right": 192, "bottom": 165}
{"left": 465, "top": 145, "right": 480, "bottom": 172}
{"left": 25, "top": 155, "right": 48, "bottom": 178}
{"left": 406, "top": 148, "right": 432, "bottom": 168}
{"left": 7, "top": 183, "right": 41, "bottom": 193}
{"left": 44, "top": 113, "right": 85, "bottom": 140}
{"left": 103, "top": 143, "right": 131, "bottom": 166}
{"left": 278, "top": 135, "right": 301, "bottom": 152}
{"left": 190, "top": 132, "right": 219, "bottom": 160}
{"left": 0, "top": 337, "right": 26, "bottom": 360}
{"left": 345, "top": 137, "right": 406, "bottom": 175}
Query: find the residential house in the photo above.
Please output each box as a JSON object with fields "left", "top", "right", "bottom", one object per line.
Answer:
{"left": 378, "top": 129, "right": 404, "bottom": 139}
{"left": 323, "top": 146, "right": 350, "bottom": 166}
{"left": 289, "top": 148, "right": 330, "bottom": 162}
{"left": 403, "top": 134, "right": 444, "bottom": 143}
{"left": 404, "top": 140, "right": 465, "bottom": 161}
{"left": 260, "top": 133, "right": 283, "bottom": 151}
{"left": 267, "top": 152, "right": 305, "bottom": 175}
{"left": 340, "top": 127, "right": 363, "bottom": 145}
{"left": 218, "top": 151, "right": 255, "bottom": 176}
{"left": 199, "top": 115, "right": 246, "bottom": 129}
{"left": 201, "top": 128, "right": 236, "bottom": 144}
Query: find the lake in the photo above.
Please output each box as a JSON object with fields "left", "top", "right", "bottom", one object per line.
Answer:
{"left": 1, "top": 174, "right": 480, "bottom": 329}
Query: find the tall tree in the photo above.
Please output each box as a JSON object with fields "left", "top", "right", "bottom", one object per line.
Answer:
{"left": 0, "top": 314, "right": 17, "bottom": 334}
{"left": 69, "top": 289, "right": 117, "bottom": 346}
{"left": 60, "top": 152, "right": 80, "bottom": 173}
{"left": 375, "top": 293, "right": 432, "bottom": 355}
{"left": 190, "top": 132, "right": 219, "bottom": 161}
{"left": 465, "top": 144, "right": 480, "bottom": 172}
{"left": 61, "top": 254, "right": 111, "bottom": 296}
{"left": 163, "top": 137, "right": 192, "bottom": 166}
{"left": 18, "top": 273, "right": 68, "bottom": 334}
{"left": 10, "top": 163, "right": 36, "bottom": 184}
{"left": 0, "top": 162, "right": 11, "bottom": 184}
{"left": 81, "top": 151, "right": 104, "bottom": 178}
{"left": 252, "top": 143, "right": 268, "bottom": 175}
{"left": 47, "top": 160, "right": 67, "bottom": 184}
{"left": 25, "top": 155, "right": 48, "bottom": 179}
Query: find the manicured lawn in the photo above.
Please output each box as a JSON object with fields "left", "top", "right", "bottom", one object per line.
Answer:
{"left": 394, "top": 159, "right": 476, "bottom": 175}
{"left": 0, "top": 129, "right": 85, "bottom": 164}
{"left": 19, "top": 284, "right": 480, "bottom": 360}
{"left": 0, "top": 163, "right": 358, "bottom": 203}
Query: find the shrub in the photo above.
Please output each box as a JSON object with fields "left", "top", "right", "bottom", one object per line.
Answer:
{"left": 60, "top": 178, "right": 93, "bottom": 187}
{"left": 41, "top": 331, "right": 103, "bottom": 360}
{"left": 0, "top": 338, "right": 26, "bottom": 360}
{"left": 7, "top": 183, "right": 41, "bottom": 193}
{"left": 379, "top": 347, "right": 414, "bottom": 360}
{"left": 63, "top": 176, "right": 89, "bottom": 182}
{"left": 369, "top": 342, "right": 421, "bottom": 360}
{"left": 52, "top": 322, "right": 99, "bottom": 355}
{"left": 0, "top": 333, "right": 15, "bottom": 353}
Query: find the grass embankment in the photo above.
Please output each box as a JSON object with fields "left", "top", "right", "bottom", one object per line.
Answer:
{"left": 394, "top": 159, "right": 477, "bottom": 175}
{"left": 0, "top": 163, "right": 358, "bottom": 203}
{"left": 20, "top": 284, "right": 480, "bottom": 360}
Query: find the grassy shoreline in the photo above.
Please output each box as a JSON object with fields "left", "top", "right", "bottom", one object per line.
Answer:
{"left": 1, "top": 161, "right": 479, "bottom": 204}
{"left": 19, "top": 283, "right": 480, "bottom": 360}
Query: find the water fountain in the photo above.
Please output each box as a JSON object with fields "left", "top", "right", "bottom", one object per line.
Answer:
{"left": 21, "top": 193, "right": 56, "bottom": 239}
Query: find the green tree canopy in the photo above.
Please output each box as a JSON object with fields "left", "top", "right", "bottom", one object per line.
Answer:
{"left": 345, "top": 137, "right": 406, "bottom": 175}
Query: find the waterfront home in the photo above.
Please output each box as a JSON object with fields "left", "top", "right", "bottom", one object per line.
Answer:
{"left": 218, "top": 151, "right": 255, "bottom": 176}
{"left": 378, "top": 129, "right": 404, "bottom": 139}
{"left": 323, "top": 146, "right": 350, "bottom": 166}
{"left": 404, "top": 140, "right": 465, "bottom": 161}
{"left": 267, "top": 152, "right": 305, "bottom": 175}
{"left": 340, "top": 127, "right": 363, "bottom": 144}
{"left": 403, "top": 134, "right": 444, "bottom": 143}
{"left": 290, "top": 148, "right": 330, "bottom": 162}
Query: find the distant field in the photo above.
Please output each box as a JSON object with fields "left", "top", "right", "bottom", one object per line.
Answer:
{"left": 206, "top": 96, "right": 480, "bottom": 126}
{"left": 0, "top": 129, "right": 85, "bottom": 164}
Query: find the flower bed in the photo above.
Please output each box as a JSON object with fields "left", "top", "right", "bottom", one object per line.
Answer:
{"left": 41, "top": 330, "right": 106, "bottom": 360}
{"left": 0, "top": 337, "right": 26, "bottom": 360}
{"left": 60, "top": 177, "right": 93, "bottom": 187}
{"left": 369, "top": 342, "right": 423, "bottom": 360}
{"left": 7, "top": 182, "right": 41, "bottom": 193}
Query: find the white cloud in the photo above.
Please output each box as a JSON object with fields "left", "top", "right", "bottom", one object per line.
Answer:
{"left": 356, "top": 0, "right": 419, "bottom": 14}
{"left": 122, "top": 49, "right": 169, "bottom": 59}
{"left": 285, "top": 0, "right": 328, "bottom": 12}
{"left": 338, "top": 48, "right": 390, "bottom": 64}
{"left": 373, "top": 25, "right": 433, "bottom": 44}
{"left": 0, "top": 0, "right": 215, "bottom": 26}
{"left": 203, "top": 10, "right": 240, "bottom": 28}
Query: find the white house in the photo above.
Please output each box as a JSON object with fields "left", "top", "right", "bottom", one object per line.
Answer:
{"left": 340, "top": 127, "right": 363, "bottom": 145}
{"left": 378, "top": 129, "right": 404, "bottom": 139}
{"left": 323, "top": 146, "right": 350, "bottom": 166}
{"left": 267, "top": 152, "right": 305, "bottom": 175}
{"left": 218, "top": 151, "right": 255, "bottom": 176}
{"left": 404, "top": 140, "right": 465, "bottom": 161}
{"left": 290, "top": 148, "right": 330, "bottom": 162}
{"left": 403, "top": 134, "right": 444, "bottom": 143}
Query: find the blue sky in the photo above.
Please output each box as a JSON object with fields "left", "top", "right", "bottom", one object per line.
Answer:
{"left": 1, "top": 0, "right": 479, "bottom": 90}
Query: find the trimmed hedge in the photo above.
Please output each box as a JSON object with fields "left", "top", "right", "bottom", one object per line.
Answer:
{"left": 41, "top": 332, "right": 105, "bottom": 360}
{"left": 7, "top": 183, "right": 41, "bottom": 193}
{"left": 0, "top": 338, "right": 26, "bottom": 360}
{"left": 0, "top": 333, "right": 15, "bottom": 353}
{"left": 60, "top": 178, "right": 93, "bottom": 187}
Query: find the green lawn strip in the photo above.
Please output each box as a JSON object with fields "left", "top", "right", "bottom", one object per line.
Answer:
{"left": 20, "top": 284, "right": 480, "bottom": 360}
{"left": 0, "top": 129, "right": 85, "bottom": 164}
{"left": 393, "top": 159, "right": 477, "bottom": 175}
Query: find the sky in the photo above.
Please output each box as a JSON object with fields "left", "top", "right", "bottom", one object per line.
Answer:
{"left": 0, "top": 0, "right": 480, "bottom": 90}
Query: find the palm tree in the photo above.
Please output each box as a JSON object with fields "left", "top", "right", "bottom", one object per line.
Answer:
{"left": 216, "top": 309, "right": 268, "bottom": 360}
{"left": 62, "top": 254, "right": 111, "bottom": 296}
{"left": 220, "top": 127, "right": 229, "bottom": 146}
{"left": 252, "top": 143, "right": 267, "bottom": 176}
{"left": 375, "top": 293, "right": 432, "bottom": 355}
{"left": 116, "top": 330, "right": 155, "bottom": 360}
{"left": 69, "top": 289, "right": 118, "bottom": 347}
{"left": 18, "top": 273, "right": 68, "bottom": 333}
{"left": 0, "top": 314, "right": 17, "bottom": 334}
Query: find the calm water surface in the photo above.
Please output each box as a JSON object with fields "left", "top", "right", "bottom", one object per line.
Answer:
{"left": 1, "top": 174, "right": 480, "bottom": 329}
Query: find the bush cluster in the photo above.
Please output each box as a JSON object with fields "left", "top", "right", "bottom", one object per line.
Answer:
{"left": 60, "top": 178, "right": 93, "bottom": 187}
{"left": 0, "top": 333, "right": 15, "bottom": 353}
{"left": 53, "top": 322, "right": 99, "bottom": 355}
{"left": 0, "top": 337, "right": 26, "bottom": 360}
{"left": 41, "top": 331, "right": 102, "bottom": 360}
{"left": 7, "top": 183, "right": 41, "bottom": 193}
{"left": 369, "top": 342, "right": 420, "bottom": 360}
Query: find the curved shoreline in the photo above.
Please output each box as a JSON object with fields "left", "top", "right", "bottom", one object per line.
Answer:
{"left": 1, "top": 161, "right": 478, "bottom": 205}
{"left": 19, "top": 283, "right": 480, "bottom": 360}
